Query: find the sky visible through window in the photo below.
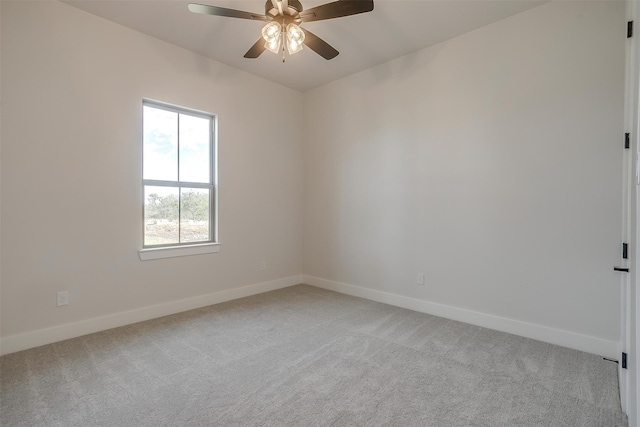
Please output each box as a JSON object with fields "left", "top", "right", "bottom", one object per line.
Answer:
{"left": 143, "top": 105, "right": 210, "bottom": 187}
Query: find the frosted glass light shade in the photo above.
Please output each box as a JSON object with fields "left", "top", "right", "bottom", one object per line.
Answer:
{"left": 285, "top": 24, "right": 304, "bottom": 55}
{"left": 286, "top": 39, "right": 303, "bottom": 55}
{"left": 262, "top": 21, "right": 281, "bottom": 43}
{"left": 286, "top": 24, "right": 305, "bottom": 45}
{"left": 265, "top": 36, "right": 281, "bottom": 54}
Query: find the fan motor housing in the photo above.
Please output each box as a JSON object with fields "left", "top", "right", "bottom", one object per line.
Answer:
{"left": 265, "top": 0, "right": 303, "bottom": 17}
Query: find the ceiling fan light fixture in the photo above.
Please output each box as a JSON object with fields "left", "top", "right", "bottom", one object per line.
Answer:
{"left": 264, "top": 36, "right": 282, "bottom": 54}
{"left": 261, "top": 21, "right": 282, "bottom": 44}
{"left": 286, "top": 23, "right": 304, "bottom": 45}
{"left": 285, "top": 23, "right": 304, "bottom": 55}
{"left": 286, "top": 38, "right": 303, "bottom": 55}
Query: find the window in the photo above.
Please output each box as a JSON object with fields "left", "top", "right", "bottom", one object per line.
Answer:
{"left": 140, "top": 100, "right": 217, "bottom": 258}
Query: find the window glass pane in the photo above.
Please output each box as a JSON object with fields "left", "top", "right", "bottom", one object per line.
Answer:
{"left": 144, "top": 186, "right": 179, "bottom": 246}
{"left": 180, "top": 188, "right": 210, "bottom": 243}
{"left": 179, "top": 114, "right": 210, "bottom": 183}
{"left": 143, "top": 106, "right": 178, "bottom": 181}
{"left": 142, "top": 100, "right": 216, "bottom": 250}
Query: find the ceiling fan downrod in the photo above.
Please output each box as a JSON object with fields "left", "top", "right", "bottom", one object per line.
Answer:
{"left": 266, "top": 0, "right": 303, "bottom": 18}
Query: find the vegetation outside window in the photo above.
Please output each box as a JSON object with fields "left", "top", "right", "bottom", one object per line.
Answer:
{"left": 142, "top": 100, "right": 216, "bottom": 248}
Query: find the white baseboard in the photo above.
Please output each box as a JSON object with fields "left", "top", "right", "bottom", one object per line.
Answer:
{"left": 0, "top": 275, "right": 303, "bottom": 356}
{"left": 2, "top": 274, "right": 619, "bottom": 360}
{"left": 303, "top": 275, "right": 619, "bottom": 359}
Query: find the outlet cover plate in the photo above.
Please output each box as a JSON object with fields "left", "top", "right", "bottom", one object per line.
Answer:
{"left": 57, "top": 291, "right": 69, "bottom": 306}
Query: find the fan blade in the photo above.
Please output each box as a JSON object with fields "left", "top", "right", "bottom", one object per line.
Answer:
{"left": 188, "top": 3, "right": 270, "bottom": 21}
{"left": 299, "top": 0, "right": 374, "bottom": 23}
{"left": 302, "top": 29, "right": 339, "bottom": 60}
{"left": 244, "top": 38, "right": 267, "bottom": 58}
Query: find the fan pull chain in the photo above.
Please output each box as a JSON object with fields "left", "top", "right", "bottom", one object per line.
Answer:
{"left": 282, "top": 18, "right": 286, "bottom": 63}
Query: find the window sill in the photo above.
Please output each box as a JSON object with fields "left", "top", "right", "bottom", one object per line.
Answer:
{"left": 139, "top": 243, "right": 220, "bottom": 261}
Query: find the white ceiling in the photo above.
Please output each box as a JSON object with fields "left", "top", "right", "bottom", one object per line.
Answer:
{"left": 63, "top": 0, "right": 547, "bottom": 92}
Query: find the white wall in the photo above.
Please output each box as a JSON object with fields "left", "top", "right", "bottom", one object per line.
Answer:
{"left": 303, "top": 0, "right": 625, "bottom": 357}
{"left": 0, "top": 1, "right": 303, "bottom": 351}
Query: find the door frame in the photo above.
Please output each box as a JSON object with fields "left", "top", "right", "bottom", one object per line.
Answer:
{"left": 623, "top": 1, "right": 639, "bottom": 424}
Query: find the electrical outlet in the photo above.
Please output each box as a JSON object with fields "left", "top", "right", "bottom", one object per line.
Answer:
{"left": 260, "top": 261, "right": 266, "bottom": 271}
{"left": 417, "top": 273, "right": 425, "bottom": 285}
{"left": 57, "top": 291, "right": 69, "bottom": 306}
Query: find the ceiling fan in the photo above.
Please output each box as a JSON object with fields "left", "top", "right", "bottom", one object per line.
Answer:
{"left": 188, "top": 0, "right": 374, "bottom": 61}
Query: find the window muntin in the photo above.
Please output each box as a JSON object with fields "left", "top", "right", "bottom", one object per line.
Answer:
{"left": 142, "top": 101, "right": 215, "bottom": 248}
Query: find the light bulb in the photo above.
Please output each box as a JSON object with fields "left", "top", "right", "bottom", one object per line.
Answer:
{"left": 264, "top": 37, "right": 280, "bottom": 54}
{"left": 264, "top": 35, "right": 281, "bottom": 54}
{"left": 262, "top": 22, "right": 281, "bottom": 44}
{"left": 286, "top": 24, "right": 305, "bottom": 46}
{"left": 286, "top": 38, "right": 303, "bottom": 55}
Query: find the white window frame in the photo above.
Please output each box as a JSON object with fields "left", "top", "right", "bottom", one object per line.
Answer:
{"left": 138, "top": 100, "right": 219, "bottom": 261}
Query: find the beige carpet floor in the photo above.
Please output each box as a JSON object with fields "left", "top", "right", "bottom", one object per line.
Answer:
{"left": 0, "top": 284, "right": 628, "bottom": 426}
